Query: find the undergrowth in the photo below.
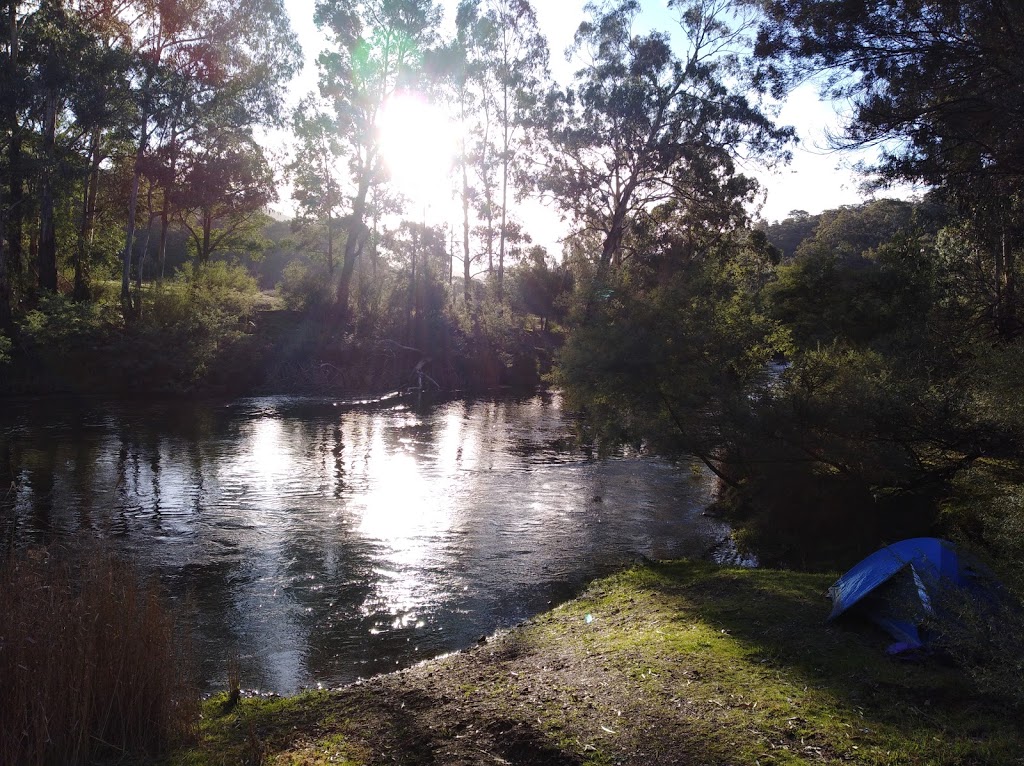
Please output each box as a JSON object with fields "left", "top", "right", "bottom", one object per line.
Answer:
{"left": 0, "top": 544, "right": 199, "bottom": 765}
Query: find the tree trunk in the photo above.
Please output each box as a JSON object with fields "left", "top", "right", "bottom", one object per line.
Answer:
{"left": 481, "top": 113, "right": 494, "bottom": 277}
{"left": 498, "top": 73, "right": 509, "bottom": 303}
{"left": 158, "top": 125, "right": 177, "bottom": 281}
{"left": 994, "top": 234, "right": 1004, "bottom": 330}
{"left": 462, "top": 148, "right": 471, "bottom": 308}
{"left": 326, "top": 211, "right": 334, "bottom": 273}
{"left": 336, "top": 175, "right": 370, "bottom": 317}
{"left": 1000, "top": 229, "right": 1018, "bottom": 336}
{"left": 37, "top": 89, "right": 58, "bottom": 293}
{"left": 134, "top": 188, "right": 154, "bottom": 312}
{"left": 75, "top": 128, "right": 101, "bottom": 300}
{"left": 406, "top": 224, "right": 417, "bottom": 346}
{"left": 122, "top": 108, "right": 149, "bottom": 319}
{"left": 6, "top": 0, "right": 22, "bottom": 302}
{"left": 122, "top": 169, "right": 142, "bottom": 317}
{"left": 0, "top": 203, "right": 9, "bottom": 329}
{"left": 598, "top": 180, "right": 637, "bottom": 275}
{"left": 201, "top": 210, "right": 212, "bottom": 262}
{"left": 158, "top": 203, "right": 169, "bottom": 279}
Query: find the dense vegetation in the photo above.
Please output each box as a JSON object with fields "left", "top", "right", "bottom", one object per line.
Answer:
{"left": 1, "top": 0, "right": 1022, "bottom": 568}
{"left": 3, "top": 0, "right": 1024, "bottom": 758}
{"left": 1, "top": 0, "right": 1021, "bottom": 564}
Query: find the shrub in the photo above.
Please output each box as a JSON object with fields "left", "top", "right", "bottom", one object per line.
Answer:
{"left": 926, "top": 572, "right": 1024, "bottom": 709}
{"left": 277, "top": 259, "right": 332, "bottom": 311}
{"left": 17, "top": 291, "right": 119, "bottom": 357}
{"left": 0, "top": 546, "right": 198, "bottom": 765}
{"left": 118, "top": 261, "right": 262, "bottom": 391}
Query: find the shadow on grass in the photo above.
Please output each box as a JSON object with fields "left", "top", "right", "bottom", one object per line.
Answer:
{"left": 640, "top": 561, "right": 1020, "bottom": 752}
{"left": 196, "top": 682, "right": 583, "bottom": 766}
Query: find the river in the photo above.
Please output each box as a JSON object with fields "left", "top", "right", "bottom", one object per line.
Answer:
{"left": 0, "top": 391, "right": 727, "bottom": 694}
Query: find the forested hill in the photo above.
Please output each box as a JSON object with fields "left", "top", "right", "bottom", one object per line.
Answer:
{"left": 760, "top": 197, "right": 948, "bottom": 262}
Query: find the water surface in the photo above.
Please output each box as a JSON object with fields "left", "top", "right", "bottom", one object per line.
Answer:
{"left": 0, "top": 392, "right": 725, "bottom": 693}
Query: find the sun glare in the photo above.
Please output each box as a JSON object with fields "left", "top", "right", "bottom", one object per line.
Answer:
{"left": 377, "top": 92, "right": 456, "bottom": 206}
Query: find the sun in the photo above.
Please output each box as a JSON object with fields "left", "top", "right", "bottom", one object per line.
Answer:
{"left": 377, "top": 92, "right": 456, "bottom": 207}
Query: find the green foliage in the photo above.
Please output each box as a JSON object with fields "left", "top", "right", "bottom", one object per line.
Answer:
{"left": 537, "top": 0, "right": 792, "bottom": 274}
{"left": 748, "top": 0, "right": 1024, "bottom": 336}
{"left": 122, "top": 262, "right": 261, "bottom": 389}
{"left": 794, "top": 198, "right": 937, "bottom": 261}
{"left": 0, "top": 331, "right": 11, "bottom": 365}
{"left": 760, "top": 208, "right": 820, "bottom": 259}
{"left": 764, "top": 232, "right": 936, "bottom": 348}
{"left": 148, "top": 262, "right": 257, "bottom": 322}
{"left": 718, "top": 344, "right": 965, "bottom": 567}
{"left": 556, "top": 236, "right": 784, "bottom": 463}
{"left": 506, "top": 249, "right": 570, "bottom": 330}
{"left": 10, "top": 263, "right": 261, "bottom": 394}
{"left": 277, "top": 260, "right": 333, "bottom": 311}
{"left": 17, "top": 292, "right": 120, "bottom": 360}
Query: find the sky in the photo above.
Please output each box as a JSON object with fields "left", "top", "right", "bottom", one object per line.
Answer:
{"left": 275, "top": 0, "right": 915, "bottom": 244}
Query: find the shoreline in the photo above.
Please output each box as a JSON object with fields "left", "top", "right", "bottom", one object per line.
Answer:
{"left": 175, "top": 560, "right": 1020, "bottom": 765}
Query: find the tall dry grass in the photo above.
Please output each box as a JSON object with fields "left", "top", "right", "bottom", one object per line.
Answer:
{"left": 0, "top": 545, "right": 199, "bottom": 765}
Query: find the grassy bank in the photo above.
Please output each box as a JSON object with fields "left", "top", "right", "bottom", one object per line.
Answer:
{"left": 174, "top": 561, "right": 1021, "bottom": 765}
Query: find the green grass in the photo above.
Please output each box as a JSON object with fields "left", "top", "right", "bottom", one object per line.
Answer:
{"left": 173, "top": 561, "right": 1023, "bottom": 765}
{"left": 174, "top": 693, "right": 368, "bottom": 766}
{"left": 534, "top": 562, "right": 1020, "bottom": 764}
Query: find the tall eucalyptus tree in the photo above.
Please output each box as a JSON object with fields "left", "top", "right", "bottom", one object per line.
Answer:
{"left": 537, "top": 0, "right": 790, "bottom": 280}
{"left": 117, "top": 0, "right": 299, "bottom": 317}
{"left": 475, "top": 0, "right": 547, "bottom": 299}
{"left": 289, "top": 98, "right": 345, "bottom": 273}
{"left": 313, "top": 0, "right": 442, "bottom": 317}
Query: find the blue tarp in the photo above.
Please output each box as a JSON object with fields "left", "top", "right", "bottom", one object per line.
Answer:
{"left": 827, "top": 538, "right": 970, "bottom": 651}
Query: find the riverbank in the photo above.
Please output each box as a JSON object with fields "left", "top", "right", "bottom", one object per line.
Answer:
{"left": 174, "top": 561, "right": 1021, "bottom": 765}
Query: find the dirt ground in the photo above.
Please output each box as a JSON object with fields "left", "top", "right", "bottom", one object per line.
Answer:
{"left": 190, "top": 563, "right": 1022, "bottom": 766}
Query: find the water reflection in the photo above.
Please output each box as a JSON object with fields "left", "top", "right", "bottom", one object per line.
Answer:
{"left": 0, "top": 393, "right": 726, "bottom": 693}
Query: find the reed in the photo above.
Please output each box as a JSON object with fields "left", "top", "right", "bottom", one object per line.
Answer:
{"left": 0, "top": 545, "right": 199, "bottom": 765}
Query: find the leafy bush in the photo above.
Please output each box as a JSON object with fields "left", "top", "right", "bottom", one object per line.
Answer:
{"left": 277, "top": 259, "right": 332, "bottom": 310}
{"left": 12, "top": 262, "right": 264, "bottom": 393}
{"left": 17, "top": 291, "right": 119, "bottom": 356}
{"left": 924, "top": 569, "right": 1024, "bottom": 709}
{"left": 122, "top": 261, "right": 262, "bottom": 390}
{"left": 0, "top": 546, "right": 198, "bottom": 765}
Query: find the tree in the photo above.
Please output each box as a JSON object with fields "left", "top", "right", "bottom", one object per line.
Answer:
{"left": 117, "top": 0, "right": 300, "bottom": 318}
{"left": 289, "top": 98, "right": 345, "bottom": 273}
{"left": 536, "top": 0, "right": 791, "bottom": 285}
{"left": 507, "top": 245, "right": 569, "bottom": 331}
{"left": 1, "top": 0, "right": 28, "bottom": 327}
{"left": 747, "top": 0, "right": 1024, "bottom": 334}
{"left": 172, "top": 126, "right": 275, "bottom": 263}
{"left": 429, "top": 1, "right": 485, "bottom": 309}
{"left": 382, "top": 218, "right": 448, "bottom": 347}
{"left": 473, "top": 0, "right": 547, "bottom": 300}
{"left": 313, "top": 0, "right": 442, "bottom": 317}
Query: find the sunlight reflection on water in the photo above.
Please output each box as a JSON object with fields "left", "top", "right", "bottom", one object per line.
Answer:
{"left": 0, "top": 392, "right": 728, "bottom": 693}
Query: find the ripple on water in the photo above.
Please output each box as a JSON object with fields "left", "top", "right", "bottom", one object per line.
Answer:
{"left": 0, "top": 392, "right": 725, "bottom": 693}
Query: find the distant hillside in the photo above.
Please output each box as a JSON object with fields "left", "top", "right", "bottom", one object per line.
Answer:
{"left": 760, "top": 196, "right": 946, "bottom": 261}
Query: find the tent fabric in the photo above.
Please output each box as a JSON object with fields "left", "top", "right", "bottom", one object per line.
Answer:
{"left": 827, "top": 538, "right": 968, "bottom": 650}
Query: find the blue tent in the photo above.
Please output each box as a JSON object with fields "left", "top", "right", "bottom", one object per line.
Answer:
{"left": 827, "top": 538, "right": 975, "bottom": 651}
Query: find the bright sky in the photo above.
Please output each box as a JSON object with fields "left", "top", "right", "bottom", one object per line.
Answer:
{"left": 275, "top": 0, "right": 914, "bottom": 245}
